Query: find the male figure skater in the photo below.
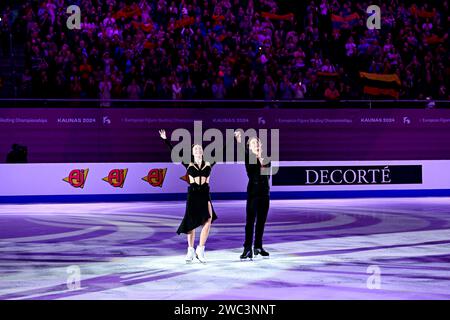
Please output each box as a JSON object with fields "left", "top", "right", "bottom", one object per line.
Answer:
{"left": 235, "top": 131, "right": 271, "bottom": 260}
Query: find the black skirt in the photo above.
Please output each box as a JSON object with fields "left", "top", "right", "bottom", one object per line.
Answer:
{"left": 177, "top": 184, "right": 218, "bottom": 235}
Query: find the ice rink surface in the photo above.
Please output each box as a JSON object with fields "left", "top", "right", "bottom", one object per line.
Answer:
{"left": 0, "top": 198, "right": 449, "bottom": 300}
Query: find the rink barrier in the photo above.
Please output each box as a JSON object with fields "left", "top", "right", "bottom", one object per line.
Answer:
{"left": 0, "top": 161, "right": 449, "bottom": 203}
{"left": 1, "top": 189, "right": 450, "bottom": 204}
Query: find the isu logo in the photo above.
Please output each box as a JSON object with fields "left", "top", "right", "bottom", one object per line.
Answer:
{"left": 143, "top": 169, "right": 167, "bottom": 188}
{"left": 103, "top": 169, "right": 128, "bottom": 188}
{"left": 63, "top": 169, "right": 89, "bottom": 188}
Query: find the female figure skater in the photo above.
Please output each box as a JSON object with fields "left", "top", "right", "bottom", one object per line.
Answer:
{"left": 235, "top": 131, "right": 271, "bottom": 260}
{"left": 159, "top": 129, "right": 217, "bottom": 264}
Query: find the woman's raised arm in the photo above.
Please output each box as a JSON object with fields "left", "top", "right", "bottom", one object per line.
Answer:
{"left": 159, "top": 129, "right": 174, "bottom": 150}
{"left": 159, "top": 129, "right": 189, "bottom": 168}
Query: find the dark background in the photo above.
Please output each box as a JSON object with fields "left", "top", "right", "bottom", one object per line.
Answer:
{"left": 1, "top": 107, "right": 450, "bottom": 163}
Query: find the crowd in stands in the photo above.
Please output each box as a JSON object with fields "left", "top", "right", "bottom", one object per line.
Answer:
{"left": 0, "top": 0, "right": 448, "bottom": 101}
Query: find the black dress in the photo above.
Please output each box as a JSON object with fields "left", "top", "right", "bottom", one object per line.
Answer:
{"left": 162, "top": 138, "right": 218, "bottom": 234}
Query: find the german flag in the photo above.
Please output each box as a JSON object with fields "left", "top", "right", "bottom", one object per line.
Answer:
{"left": 359, "top": 72, "right": 401, "bottom": 99}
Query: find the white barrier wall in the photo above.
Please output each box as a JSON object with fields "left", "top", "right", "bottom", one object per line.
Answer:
{"left": 0, "top": 161, "right": 449, "bottom": 199}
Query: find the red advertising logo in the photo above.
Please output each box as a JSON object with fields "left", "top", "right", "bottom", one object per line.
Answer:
{"left": 143, "top": 169, "right": 167, "bottom": 188}
{"left": 180, "top": 173, "right": 190, "bottom": 184}
{"left": 103, "top": 169, "right": 128, "bottom": 188}
{"left": 63, "top": 169, "right": 89, "bottom": 188}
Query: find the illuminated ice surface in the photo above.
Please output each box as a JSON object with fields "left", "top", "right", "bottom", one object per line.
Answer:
{"left": 0, "top": 198, "right": 450, "bottom": 300}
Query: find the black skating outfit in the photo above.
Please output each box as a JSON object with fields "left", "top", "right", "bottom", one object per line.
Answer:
{"left": 162, "top": 138, "right": 218, "bottom": 234}
{"left": 238, "top": 140, "right": 271, "bottom": 250}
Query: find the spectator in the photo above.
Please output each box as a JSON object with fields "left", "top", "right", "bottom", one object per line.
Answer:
{"left": 263, "top": 76, "right": 277, "bottom": 100}
{"left": 99, "top": 75, "right": 112, "bottom": 107}
{"left": 0, "top": 0, "right": 447, "bottom": 102}
{"left": 324, "top": 81, "right": 340, "bottom": 101}
{"left": 127, "top": 79, "right": 141, "bottom": 100}
{"left": 293, "top": 80, "right": 307, "bottom": 100}
{"left": 212, "top": 78, "right": 226, "bottom": 100}
{"left": 279, "top": 75, "right": 294, "bottom": 100}
{"left": 172, "top": 80, "right": 183, "bottom": 100}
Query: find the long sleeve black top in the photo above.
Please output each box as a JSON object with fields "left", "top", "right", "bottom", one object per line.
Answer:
{"left": 237, "top": 139, "right": 271, "bottom": 196}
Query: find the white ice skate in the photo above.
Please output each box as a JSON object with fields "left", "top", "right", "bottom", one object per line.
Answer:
{"left": 185, "top": 247, "right": 196, "bottom": 264}
{"left": 195, "top": 245, "right": 207, "bottom": 264}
